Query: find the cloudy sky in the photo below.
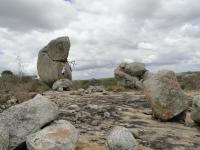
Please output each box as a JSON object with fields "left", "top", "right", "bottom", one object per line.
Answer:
{"left": 0, "top": 0, "right": 200, "bottom": 79}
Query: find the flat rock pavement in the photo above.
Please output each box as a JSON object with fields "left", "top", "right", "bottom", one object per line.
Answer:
{"left": 44, "top": 90, "right": 200, "bottom": 150}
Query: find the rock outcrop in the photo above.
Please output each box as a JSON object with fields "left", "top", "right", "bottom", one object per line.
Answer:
{"left": 52, "top": 79, "right": 73, "bottom": 91}
{"left": 144, "top": 70, "right": 188, "bottom": 121}
{"left": 0, "top": 124, "right": 9, "bottom": 150}
{"left": 26, "top": 120, "right": 79, "bottom": 150}
{"left": 37, "top": 36, "right": 72, "bottom": 86}
{"left": 44, "top": 90, "right": 200, "bottom": 149}
{"left": 0, "top": 94, "right": 59, "bottom": 149}
{"left": 191, "top": 95, "right": 200, "bottom": 123}
{"left": 107, "top": 126, "right": 138, "bottom": 150}
{"left": 114, "top": 62, "right": 147, "bottom": 89}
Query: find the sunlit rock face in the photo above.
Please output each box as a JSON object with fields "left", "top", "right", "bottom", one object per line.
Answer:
{"left": 144, "top": 70, "right": 188, "bottom": 121}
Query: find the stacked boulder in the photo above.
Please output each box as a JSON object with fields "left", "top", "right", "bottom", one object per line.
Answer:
{"left": 0, "top": 95, "right": 79, "bottom": 150}
{"left": 144, "top": 70, "right": 188, "bottom": 121}
{"left": 114, "top": 62, "right": 147, "bottom": 89}
{"left": 37, "top": 36, "right": 72, "bottom": 86}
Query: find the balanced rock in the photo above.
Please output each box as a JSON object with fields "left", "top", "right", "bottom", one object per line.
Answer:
{"left": 114, "top": 62, "right": 146, "bottom": 89}
{"left": 144, "top": 70, "right": 188, "bottom": 121}
{"left": 52, "top": 79, "right": 73, "bottom": 91}
{"left": 122, "top": 62, "right": 146, "bottom": 76}
{"left": 0, "top": 94, "right": 59, "bottom": 149}
{"left": 0, "top": 125, "right": 9, "bottom": 150}
{"left": 191, "top": 95, "right": 200, "bottom": 123}
{"left": 37, "top": 36, "right": 72, "bottom": 86}
{"left": 26, "top": 120, "right": 79, "bottom": 150}
{"left": 107, "top": 126, "right": 138, "bottom": 150}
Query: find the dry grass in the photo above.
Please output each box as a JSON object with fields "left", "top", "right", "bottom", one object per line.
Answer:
{"left": 177, "top": 72, "right": 200, "bottom": 90}
{"left": 0, "top": 75, "right": 50, "bottom": 103}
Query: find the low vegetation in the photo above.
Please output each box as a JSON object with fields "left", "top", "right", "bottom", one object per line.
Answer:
{"left": 1, "top": 70, "right": 200, "bottom": 104}
{"left": 177, "top": 72, "right": 200, "bottom": 90}
{"left": 0, "top": 71, "right": 50, "bottom": 103}
{"left": 73, "top": 77, "right": 127, "bottom": 92}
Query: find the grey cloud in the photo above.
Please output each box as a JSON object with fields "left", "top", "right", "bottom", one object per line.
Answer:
{"left": 0, "top": 0, "right": 77, "bottom": 32}
{"left": 0, "top": 0, "right": 200, "bottom": 79}
{"left": 0, "top": 51, "right": 4, "bottom": 55}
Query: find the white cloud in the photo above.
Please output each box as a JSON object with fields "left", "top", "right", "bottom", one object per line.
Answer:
{"left": 0, "top": 0, "right": 200, "bottom": 79}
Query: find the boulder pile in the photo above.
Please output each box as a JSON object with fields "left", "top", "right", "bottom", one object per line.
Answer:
{"left": 37, "top": 36, "right": 72, "bottom": 86}
{"left": 114, "top": 62, "right": 147, "bottom": 89}
{"left": 144, "top": 70, "right": 188, "bottom": 121}
{"left": 0, "top": 95, "right": 79, "bottom": 150}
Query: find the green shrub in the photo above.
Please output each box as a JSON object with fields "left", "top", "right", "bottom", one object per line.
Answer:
{"left": 1, "top": 70, "right": 13, "bottom": 76}
{"left": 177, "top": 72, "right": 200, "bottom": 90}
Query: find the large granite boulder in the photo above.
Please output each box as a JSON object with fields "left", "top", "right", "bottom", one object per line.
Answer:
{"left": 26, "top": 120, "right": 79, "bottom": 150}
{"left": 144, "top": 70, "right": 188, "bottom": 121}
{"left": 37, "top": 36, "right": 72, "bottom": 86}
{"left": 122, "top": 62, "right": 146, "bottom": 76}
{"left": 191, "top": 95, "right": 200, "bottom": 123}
{"left": 0, "top": 94, "right": 59, "bottom": 150}
{"left": 0, "top": 124, "right": 9, "bottom": 150}
{"left": 52, "top": 79, "right": 73, "bottom": 91}
{"left": 114, "top": 62, "right": 146, "bottom": 89}
{"left": 107, "top": 126, "right": 138, "bottom": 150}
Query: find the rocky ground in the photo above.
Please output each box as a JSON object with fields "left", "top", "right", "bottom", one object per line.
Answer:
{"left": 43, "top": 90, "right": 200, "bottom": 150}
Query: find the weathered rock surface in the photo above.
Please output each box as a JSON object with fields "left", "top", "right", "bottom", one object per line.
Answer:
{"left": 107, "top": 126, "right": 138, "bottom": 150}
{"left": 123, "top": 62, "right": 146, "bottom": 76}
{"left": 52, "top": 79, "right": 73, "bottom": 91}
{"left": 43, "top": 90, "right": 200, "bottom": 150}
{"left": 37, "top": 36, "right": 72, "bottom": 85}
{"left": 144, "top": 70, "right": 188, "bottom": 121}
{"left": 87, "top": 86, "right": 105, "bottom": 93}
{"left": 114, "top": 62, "right": 146, "bottom": 89}
{"left": 0, "top": 124, "right": 9, "bottom": 150}
{"left": 26, "top": 120, "right": 79, "bottom": 150}
{"left": 191, "top": 95, "right": 200, "bottom": 123}
{"left": 70, "top": 87, "right": 107, "bottom": 96}
{"left": 0, "top": 94, "right": 59, "bottom": 150}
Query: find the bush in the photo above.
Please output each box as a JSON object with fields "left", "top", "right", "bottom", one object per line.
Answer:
{"left": 1, "top": 70, "right": 13, "bottom": 76}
